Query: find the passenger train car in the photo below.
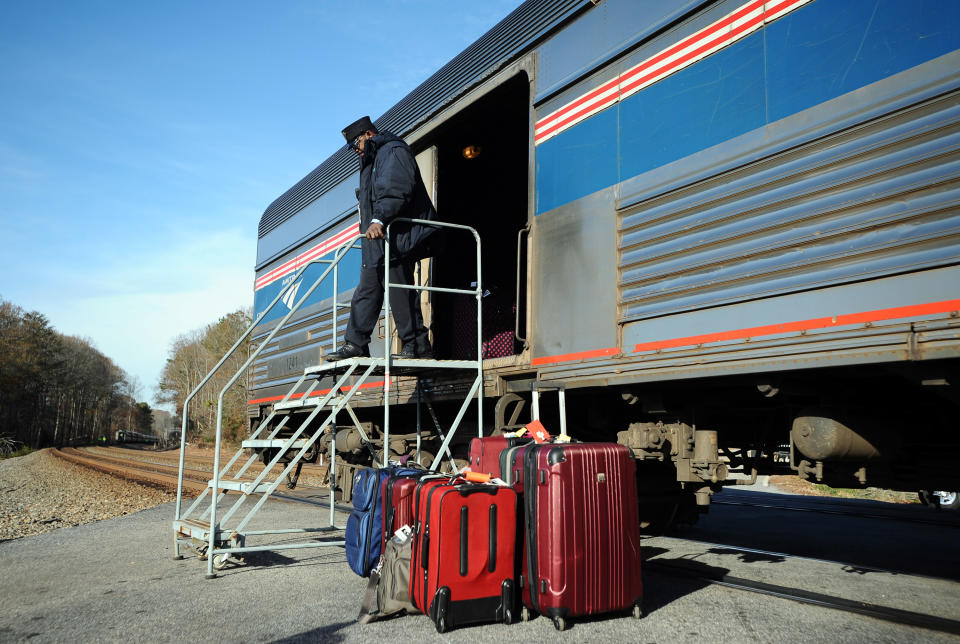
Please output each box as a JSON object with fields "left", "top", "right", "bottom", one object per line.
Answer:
{"left": 249, "top": 0, "right": 960, "bottom": 522}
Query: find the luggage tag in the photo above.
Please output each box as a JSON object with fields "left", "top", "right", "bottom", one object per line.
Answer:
{"left": 392, "top": 524, "right": 413, "bottom": 544}
{"left": 525, "top": 419, "right": 552, "bottom": 444}
{"left": 463, "top": 470, "right": 510, "bottom": 487}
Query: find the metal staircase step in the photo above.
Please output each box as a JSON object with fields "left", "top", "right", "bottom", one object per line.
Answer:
{"left": 173, "top": 518, "right": 223, "bottom": 540}
{"left": 273, "top": 398, "right": 327, "bottom": 411}
{"left": 208, "top": 480, "right": 273, "bottom": 494}
{"left": 241, "top": 438, "right": 311, "bottom": 449}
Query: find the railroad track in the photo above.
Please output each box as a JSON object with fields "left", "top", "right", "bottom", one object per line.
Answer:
{"left": 79, "top": 446, "right": 331, "bottom": 483}
{"left": 51, "top": 448, "right": 354, "bottom": 512}
{"left": 53, "top": 447, "right": 219, "bottom": 494}
{"left": 645, "top": 545, "right": 960, "bottom": 636}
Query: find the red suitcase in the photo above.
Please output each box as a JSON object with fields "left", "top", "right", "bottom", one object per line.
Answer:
{"left": 411, "top": 481, "right": 519, "bottom": 632}
{"left": 380, "top": 471, "right": 432, "bottom": 555}
{"left": 500, "top": 442, "right": 533, "bottom": 490}
{"left": 522, "top": 442, "right": 643, "bottom": 630}
{"left": 409, "top": 476, "right": 458, "bottom": 611}
{"left": 467, "top": 435, "right": 529, "bottom": 479}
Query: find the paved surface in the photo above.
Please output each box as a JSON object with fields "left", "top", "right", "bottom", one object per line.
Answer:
{"left": 2, "top": 490, "right": 959, "bottom": 643}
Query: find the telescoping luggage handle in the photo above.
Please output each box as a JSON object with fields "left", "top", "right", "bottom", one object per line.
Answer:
{"left": 530, "top": 382, "right": 568, "bottom": 440}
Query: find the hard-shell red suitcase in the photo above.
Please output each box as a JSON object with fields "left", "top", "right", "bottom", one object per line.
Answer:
{"left": 522, "top": 442, "right": 643, "bottom": 630}
{"left": 467, "top": 435, "right": 529, "bottom": 479}
{"left": 411, "top": 481, "right": 519, "bottom": 632}
{"left": 500, "top": 443, "right": 533, "bottom": 490}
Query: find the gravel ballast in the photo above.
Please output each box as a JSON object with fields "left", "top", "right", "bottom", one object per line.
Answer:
{"left": 0, "top": 449, "right": 175, "bottom": 541}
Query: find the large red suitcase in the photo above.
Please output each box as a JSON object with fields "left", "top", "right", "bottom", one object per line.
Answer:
{"left": 467, "top": 435, "right": 529, "bottom": 479}
{"left": 522, "top": 442, "right": 643, "bottom": 630}
{"left": 409, "top": 476, "right": 458, "bottom": 611}
{"left": 411, "top": 481, "right": 519, "bottom": 632}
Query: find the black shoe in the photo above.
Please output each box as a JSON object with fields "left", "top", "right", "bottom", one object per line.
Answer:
{"left": 397, "top": 343, "right": 417, "bottom": 359}
{"left": 417, "top": 340, "right": 434, "bottom": 359}
{"left": 397, "top": 339, "right": 434, "bottom": 359}
{"left": 325, "top": 342, "right": 368, "bottom": 361}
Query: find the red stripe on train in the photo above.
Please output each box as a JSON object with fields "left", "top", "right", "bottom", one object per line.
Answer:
{"left": 248, "top": 380, "right": 386, "bottom": 405}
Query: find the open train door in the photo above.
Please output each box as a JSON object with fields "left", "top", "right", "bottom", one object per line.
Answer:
{"left": 426, "top": 73, "right": 530, "bottom": 363}
{"left": 413, "top": 145, "right": 438, "bottom": 348}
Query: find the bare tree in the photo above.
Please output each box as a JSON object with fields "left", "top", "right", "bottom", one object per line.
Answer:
{"left": 157, "top": 307, "right": 252, "bottom": 443}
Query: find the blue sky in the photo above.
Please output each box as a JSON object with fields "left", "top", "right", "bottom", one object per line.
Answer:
{"left": 0, "top": 0, "right": 522, "bottom": 402}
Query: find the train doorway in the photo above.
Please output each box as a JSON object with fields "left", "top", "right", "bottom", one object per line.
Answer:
{"left": 426, "top": 74, "right": 529, "bottom": 360}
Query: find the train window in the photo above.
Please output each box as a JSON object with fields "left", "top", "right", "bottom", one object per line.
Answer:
{"left": 425, "top": 73, "right": 529, "bottom": 360}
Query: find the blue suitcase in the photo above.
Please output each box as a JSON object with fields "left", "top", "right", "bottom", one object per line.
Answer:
{"left": 346, "top": 465, "right": 421, "bottom": 576}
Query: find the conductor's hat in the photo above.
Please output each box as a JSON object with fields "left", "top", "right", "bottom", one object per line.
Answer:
{"left": 342, "top": 116, "right": 376, "bottom": 144}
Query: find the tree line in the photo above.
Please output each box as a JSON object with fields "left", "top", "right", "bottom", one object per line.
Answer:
{"left": 157, "top": 308, "right": 252, "bottom": 444}
{"left": 0, "top": 298, "right": 152, "bottom": 451}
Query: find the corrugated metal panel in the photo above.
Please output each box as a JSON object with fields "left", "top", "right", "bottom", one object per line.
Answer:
{"left": 618, "top": 90, "right": 960, "bottom": 323}
{"left": 258, "top": 0, "right": 587, "bottom": 240}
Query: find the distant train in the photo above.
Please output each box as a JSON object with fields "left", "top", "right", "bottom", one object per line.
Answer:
{"left": 114, "top": 430, "right": 159, "bottom": 445}
{"left": 246, "top": 0, "right": 960, "bottom": 525}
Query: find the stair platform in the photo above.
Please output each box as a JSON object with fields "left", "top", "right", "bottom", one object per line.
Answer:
{"left": 304, "top": 356, "right": 479, "bottom": 378}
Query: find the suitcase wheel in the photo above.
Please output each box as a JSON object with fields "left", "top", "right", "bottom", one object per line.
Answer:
{"left": 435, "top": 616, "right": 447, "bottom": 634}
{"left": 632, "top": 602, "right": 644, "bottom": 620}
{"left": 552, "top": 616, "right": 567, "bottom": 632}
{"left": 521, "top": 606, "right": 531, "bottom": 622}
{"left": 503, "top": 608, "right": 512, "bottom": 625}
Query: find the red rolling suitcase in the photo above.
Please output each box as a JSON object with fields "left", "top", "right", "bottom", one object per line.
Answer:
{"left": 467, "top": 435, "right": 529, "bottom": 479}
{"left": 411, "top": 480, "right": 519, "bottom": 632}
{"left": 522, "top": 442, "right": 643, "bottom": 631}
{"left": 409, "top": 476, "right": 458, "bottom": 611}
{"left": 380, "top": 471, "right": 432, "bottom": 555}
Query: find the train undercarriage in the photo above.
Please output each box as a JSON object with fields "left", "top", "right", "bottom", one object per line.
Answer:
{"left": 247, "top": 357, "right": 960, "bottom": 532}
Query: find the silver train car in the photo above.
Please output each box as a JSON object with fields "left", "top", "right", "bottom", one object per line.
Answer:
{"left": 249, "top": 0, "right": 960, "bottom": 523}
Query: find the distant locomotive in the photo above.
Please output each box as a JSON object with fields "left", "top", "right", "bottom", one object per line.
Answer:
{"left": 114, "top": 430, "right": 159, "bottom": 445}
{"left": 247, "top": 0, "right": 960, "bottom": 525}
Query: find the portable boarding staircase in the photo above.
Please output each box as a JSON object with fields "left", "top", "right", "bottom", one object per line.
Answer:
{"left": 172, "top": 220, "right": 485, "bottom": 578}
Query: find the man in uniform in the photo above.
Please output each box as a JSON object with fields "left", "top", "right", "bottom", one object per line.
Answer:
{"left": 325, "top": 116, "right": 436, "bottom": 361}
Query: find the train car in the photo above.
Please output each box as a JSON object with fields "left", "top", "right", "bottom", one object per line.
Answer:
{"left": 115, "top": 430, "right": 160, "bottom": 445}
{"left": 248, "top": 0, "right": 960, "bottom": 523}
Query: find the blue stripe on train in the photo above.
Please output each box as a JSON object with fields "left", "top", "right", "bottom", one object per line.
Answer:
{"left": 253, "top": 251, "right": 362, "bottom": 325}
{"left": 535, "top": 0, "right": 960, "bottom": 215}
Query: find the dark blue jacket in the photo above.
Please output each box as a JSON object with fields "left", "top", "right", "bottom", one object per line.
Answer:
{"left": 358, "top": 132, "right": 438, "bottom": 268}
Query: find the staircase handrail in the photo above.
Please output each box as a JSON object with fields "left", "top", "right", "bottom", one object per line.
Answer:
{"left": 174, "top": 233, "right": 360, "bottom": 520}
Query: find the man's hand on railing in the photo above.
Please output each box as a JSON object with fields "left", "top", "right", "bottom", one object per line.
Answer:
{"left": 365, "top": 222, "right": 384, "bottom": 239}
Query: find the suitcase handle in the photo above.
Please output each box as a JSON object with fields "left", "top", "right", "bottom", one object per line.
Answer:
{"left": 531, "top": 382, "right": 568, "bottom": 439}
{"left": 457, "top": 485, "right": 497, "bottom": 497}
